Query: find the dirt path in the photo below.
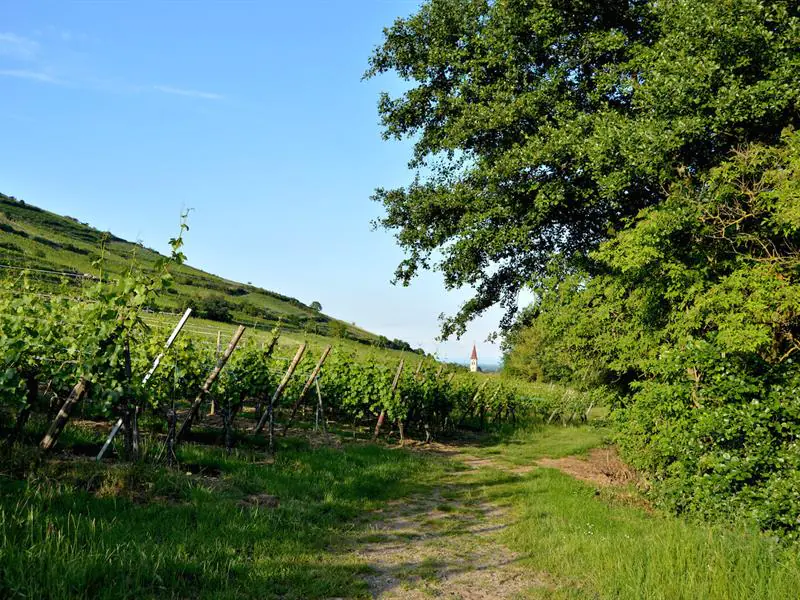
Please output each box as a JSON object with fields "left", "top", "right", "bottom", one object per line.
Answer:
{"left": 351, "top": 449, "right": 548, "bottom": 599}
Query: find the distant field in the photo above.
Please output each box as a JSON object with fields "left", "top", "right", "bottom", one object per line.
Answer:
{"left": 141, "top": 310, "right": 419, "bottom": 366}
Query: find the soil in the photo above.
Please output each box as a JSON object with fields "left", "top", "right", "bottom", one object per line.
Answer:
{"left": 536, "top": 446, "right": 635, "bottom": 487}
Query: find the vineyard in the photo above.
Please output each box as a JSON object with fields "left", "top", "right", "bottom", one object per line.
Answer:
{"left": 0, "top": 222, "right": 613, "bottom": 600}
{"left": 0, "top": 247, "right": 588, "bottom": 462}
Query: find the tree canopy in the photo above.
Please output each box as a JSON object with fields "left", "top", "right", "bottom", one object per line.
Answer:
{"left": 367, "top": 0, "right": 799, "bottom": 337}
{"left": 501, "top": 130, "right": 800, "bottom": 536}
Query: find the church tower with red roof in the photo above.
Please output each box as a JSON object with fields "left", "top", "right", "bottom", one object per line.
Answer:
{"left": 470, "top": 344, "right": 478, "bottom": 372}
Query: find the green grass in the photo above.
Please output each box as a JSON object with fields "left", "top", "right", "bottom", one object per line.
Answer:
{"left": 0, "top": 436, "right": 446, "bottom": 599}
{"left": 2, "top": 423, "right": 799, "bottom": 599}
{"left": 471, "top": 423, "right": 609, "bottom": 465}
{"left": 141, "top": 311, "right": 416, "bottom": 365}
{"left": 0, "top": 193, "right": 380, "bottom": 345}
{"left": 463, "top": 427, "right": 800, "bottom": 600}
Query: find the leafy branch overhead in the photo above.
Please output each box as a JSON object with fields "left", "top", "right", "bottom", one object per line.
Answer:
{"left": 367, "top": 0, "right": 799, "bottom": 337}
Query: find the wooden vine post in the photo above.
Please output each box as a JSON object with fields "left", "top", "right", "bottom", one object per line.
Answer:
{"left": 175, "top": 325, "right": 246, "bottom": 444}
{"left": 40, "top": 378, "right": 88, "bottom": 451}
{"left": 253, "top": 329, "right": 282, "bottom": 421}
{"left": 254, "top": 342, "right": 307, "bottom": 454}
{"left": 282, "top": 345, "right": 331, "bottom": 435}
{"left": 209, "top": 330, "right": 223, "bottom": 416}
{"left": 96, "top": 308, "right": 193, "bottom": 461}
{"left": 256, "top": 330, "right": 281, "bottom": 421}
{"left": 208, "top": 330, "right": 223, "bottom": 416}
{"left": 314, "top": 377, "right": 327, "bottom": 435}
{"left": 373, "top": 359, "right": 404, "bottom": 441}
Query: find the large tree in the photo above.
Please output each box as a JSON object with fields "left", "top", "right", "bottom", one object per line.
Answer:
{"left": 367, "top": 0, "right": 799, "bottom": 337}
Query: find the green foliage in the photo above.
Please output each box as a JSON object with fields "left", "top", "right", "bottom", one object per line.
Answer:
{"left": 0, "top": 202, "right": 582, "bottom": 457}
{"left": 0, "top": 440, "right": 444, "bottom": 599}
{"left": 193, "top": 295, "right": 234, "bottom": 323}
{"left": 0, "top": 193, "right": 367, "bottom": 341}
{"left": 222, "top": 339, "right": 279, "bottom": 405}
{"left": 328, "top": 321, "right": 347, "bottom": 339}
{"left": 371, "top": 0, "right": 800, "bottom": 537}
{"left": 505, "top": 132, "right": 800, "bottom": 537}
{"left": 367, "top": 0, "right": 799, "bottom": 336}
{"left": 0, "top": 216, "right": 192, "bottom": 427}
{"left": 272, "top": 349, "right": 569, "bottom": 436}
{"left": 0, "top": 275, "right": 559, "bottom": 451}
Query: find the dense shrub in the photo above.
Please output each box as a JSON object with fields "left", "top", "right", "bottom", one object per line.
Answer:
{"left": 504, "top": 132, "right": 800, "bottom": 537}
{"left": 193, "top": 295, "right": 234, "bottom": 323}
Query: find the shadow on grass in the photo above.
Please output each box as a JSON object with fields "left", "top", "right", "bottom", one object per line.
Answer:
{"left": 0, "top": 428, "right": 455, "bottom": 600}
{"left": 0, "top": 414, "right": 587, "bottom": 599}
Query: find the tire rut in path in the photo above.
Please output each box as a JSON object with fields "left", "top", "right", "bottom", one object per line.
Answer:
{"left": 351, "top": 452, "right": 546, "bottom": 599}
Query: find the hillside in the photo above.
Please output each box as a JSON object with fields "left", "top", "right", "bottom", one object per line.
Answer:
{"left": 0, "top": 192, "right": 410, "bottom": 349}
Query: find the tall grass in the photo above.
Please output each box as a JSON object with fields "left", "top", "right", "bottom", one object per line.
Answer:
{"left": 470, "top": 427, "right": 800, "bottom": 599}
{"left": 2, "top": 423, "right": 799, "bottom": 599}
{"left": 0, "top": 439, "right": 444, "bottom": 599}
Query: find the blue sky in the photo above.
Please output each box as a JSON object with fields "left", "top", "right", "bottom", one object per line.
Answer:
{"left": 0, "top": 1, "right": 512, "bottom": 364}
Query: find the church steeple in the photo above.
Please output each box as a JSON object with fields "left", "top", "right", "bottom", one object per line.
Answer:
{"left": 470, "top": 344, "right": 478, "bottom": 372}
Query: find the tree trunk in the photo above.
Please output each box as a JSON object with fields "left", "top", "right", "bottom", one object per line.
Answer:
{"left": 177, "top": 325, "right": 246, "bottom": 444}
{"left": 255, "top": 342, "right": 307, "bottom": 435}
{"left": 10, "top": 374, "right": 37, "bottom": 442}
{"left": 165, "top": 408, "right": 177, "bottom": 467}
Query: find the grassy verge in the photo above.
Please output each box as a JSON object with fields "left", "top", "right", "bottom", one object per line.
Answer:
{"left": 0, "top": 434, "right": 446, "bottom": 599}
{"left": 3, "top": 423, "right": 799, "bottom": 599}
{"left": 464, "top": 426, "right": 800, "bottom": 599}
{"left": 471, "top": 423, "right": 609, "bottom": 465}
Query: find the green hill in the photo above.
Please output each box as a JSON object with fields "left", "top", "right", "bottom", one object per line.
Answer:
{"left": 0, "top": 192, "right": 407, "bottom": 349}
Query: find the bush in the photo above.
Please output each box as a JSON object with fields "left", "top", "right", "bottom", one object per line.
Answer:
{"left": 328, "top": 321, "right": 347, "bottom": 338}
{"left": 0, "top": 222, "right": 27, "bottom": 237}
{"left": 504, "top": 132, "right": 800, "bottom": 538}
{"left": 0, "top": 242, "right": 22, "bottom": 253}
{"left": 193, "top": 296, "right": 234, "bottom": 323}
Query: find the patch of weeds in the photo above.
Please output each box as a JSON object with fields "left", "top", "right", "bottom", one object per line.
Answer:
{"left": 406, "top": 557, "right": 442, "bottom": 582}
{"left": 0, "top": 433, "right": 448, "bottom": 599}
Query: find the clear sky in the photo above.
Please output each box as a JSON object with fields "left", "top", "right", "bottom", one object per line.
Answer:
{"left": 0, "top": 0, "right": 512, "bottom": 365}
